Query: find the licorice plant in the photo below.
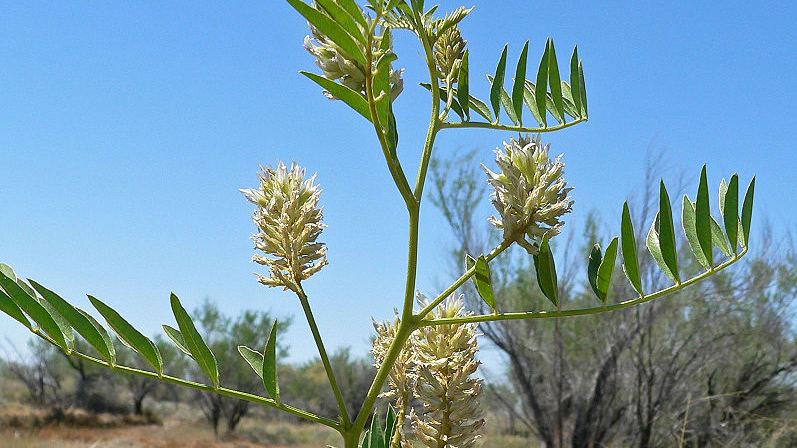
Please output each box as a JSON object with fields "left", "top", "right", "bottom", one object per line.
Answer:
{"left": 0, "top": 1, "right": 756, "bottom": 447}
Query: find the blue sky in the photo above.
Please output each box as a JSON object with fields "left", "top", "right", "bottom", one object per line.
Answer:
{"left": 2, "top": 1, "right": 796, "bottom": 367}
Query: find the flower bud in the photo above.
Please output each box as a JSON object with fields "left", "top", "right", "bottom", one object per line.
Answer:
{"left": 240, "top": 161, "right": 327, "bottom": 292}
{"left": 433, "top": 25, "right": 467, "bottom": 82}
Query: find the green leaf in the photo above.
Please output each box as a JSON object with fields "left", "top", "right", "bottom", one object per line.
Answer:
{"left": 38, "top": 298, "right": 74, "bottom": 349}
{"left": 75, "top": 307, "right": 116, "bottom": 362}
{"left": 695, "top": 165, "right": 713, "bottom": 267}
{"left": 596, "top": 237, "right": 618, "bottom": 304}
{"left": 337, "top": 0, "right": 368, "bottom": 27}
{"left": 285, "top": 0, "right": 366, "bottom": 66}
{"left": 30, "top": 279, "right": 115, "bottom": 364}
{"left": 723, "top": 174, "right": 739, "bottom": 254}
{"left": 587, "top": 244, "right": 602, "bottom": 301}
{"left": 521, "top": 81, "right": 545, "bottom": 126}
{"left": 300, "top": 71, "right": 371, "bottom": 122}
{"left": 493, "top": 77, "right": 519, "bottom": 125}
{"left": 386, "top": 101, "right": 399, "bottom": 159}
{"left": 532, "top": 234, "right": 558, "bottom": 307}
{"left": 711, "top": 216, "right": 733, "bottom": 258}
{"left": 263, "top": 319, "right": 280, "bottom": 402}
{"left": 314, "top": 0, "right": 366, "bottom": 45}
{"left": 162, "top": 324, "right": 192, "bottom": 357}
{"left": 466, "top": 94, "right": 493, "bottom": 122}
{"left": 682, "top": 196, "right": 711, "bottom": 270}
{"left": 465, "top": 255, "right": 496, "bottom": 312}
{"left": 369, "top": 413, "right": 385, "bottom": 448}
{"left": 546, "top": 38, "right": 565, "bottom": 124}
{"left": 490, "top": 44, "right": 508, "bottom": 123}
{"left": 238, "top": 345, "right": 264, "bottom": 379}
{"left": 741, "top": 176, "right": 755, "bottom": 247}
{"left": 511, "top": 40, "right": 529, "bottom": 126}
{"left": 0, "top": 271, "right": 68, "bottom": 351}
{"left": 88, "top": 295, "right": 162, "bottom": 374}
{"left": 658, "top": 181, "right": 680, "bottom": 282}
{"left": 578, "top": 60, "right": 587, "bottom": 117}
{"left": 170, "top": 293, "right": 219, "bottom": 388}
{"left": 620, "top": 203, "right": 643, "bottom": 295}
{"left": 457, "top": 49, "right": 470, "bottom": 121}
{"left": 535, "top": 39, "right": 550, "bottom": 127}
{"left": 646, "top": 214, "right": 679, "bottom": 284}
{"left": 384, "top": 405, "right": 397, "bottom": 447}
{"left": 0, "top": 288, "right": 31, "bottom": 330}
{"left": 558, "top": 81, "right": 580, "bottom": 119}
{"left": 569, "top": 45, "right": 582, "bottom": 118}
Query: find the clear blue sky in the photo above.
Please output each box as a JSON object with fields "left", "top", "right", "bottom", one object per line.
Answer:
{"left": 2, "top": 1, "right": 796, "bottom": 366}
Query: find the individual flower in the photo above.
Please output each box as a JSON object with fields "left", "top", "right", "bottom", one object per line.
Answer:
{"left": 303, "top": 4, "right": 404, "bottom": 101}
{"left": 240, "top": 161, "right": 327, "bottom": 293}
{"left": 483, "top": 134, "right": 574, "bottom": 254}
{"left": 409, "top": 292, "right": 484, "bottom": 448}
{"left": 433, "top": 25, "right": 466, "bottom": 82}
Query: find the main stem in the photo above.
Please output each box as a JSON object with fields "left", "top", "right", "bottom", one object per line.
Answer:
{"left": 349, "top": 8, "right": 442, "bottom": 441}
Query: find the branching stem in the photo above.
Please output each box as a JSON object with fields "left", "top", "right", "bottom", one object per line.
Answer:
{"left": 419, "top": 248, "right": 748, "bottom": 327}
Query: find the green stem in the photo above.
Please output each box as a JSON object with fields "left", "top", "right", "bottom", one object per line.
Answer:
{"left": 352, "top": 322, "right": 413, "bottom": 432}
{"left": 439, "top": 117, "right": 587, "bottom": 133}
{"left": 296, "top": 285, "right": 351, "bottom": 426}
{"left": 416, "top": 239, "right": 512, "bottom": 318}
{"left": 420, "top": 249, "right": 747, "bottom": 327}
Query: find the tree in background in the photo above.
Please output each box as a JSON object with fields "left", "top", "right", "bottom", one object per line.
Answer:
{"left": 431, "top": 151, "right": 797, "bottom": 448}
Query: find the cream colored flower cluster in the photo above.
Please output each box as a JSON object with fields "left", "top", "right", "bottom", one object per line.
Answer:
{"left": 372, "top": 293, "right": 483, "bottom": 448}
{"left": 240, "top": 161, "right": 327, "bottom": 293}
{"left": 483, "top": 134, "right": 573, "bottom": 254}
{"left": 303, "top": 3, "right": 403, "bottom": 101}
